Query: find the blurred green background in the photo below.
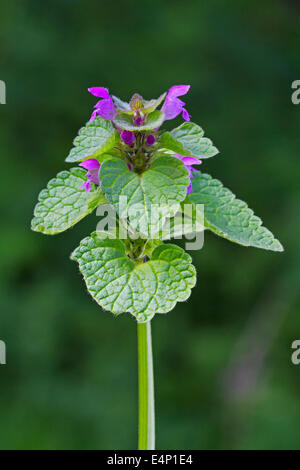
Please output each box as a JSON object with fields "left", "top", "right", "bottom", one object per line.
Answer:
{"left": 0, "top": 0, "right": 299, "bottom": 450}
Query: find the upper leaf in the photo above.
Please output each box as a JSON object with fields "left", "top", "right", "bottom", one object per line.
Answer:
{"left": 71, "top": 233, "right": 196, "bottom": 322}
{"left": 160, "top": 122, "right": 219, "bottom": 159}
{"left": 188, "top": 172, "right": 283, "bottom": 251}
{"left": 112, "top": 95, "right": 131, "bottom": 111}
{"left": 113, "top": 110, "right": 165, "bottom": 131}
{"left": 100, "top": 156, "right": 190, "bottom": 237}
{"left": 31, "top": 168, "right": 107, "bottom": 235}
{"left": 65, "top": 116, "right": 119, "bottom": 162}
{"left": 143, "top": 92, "right": 167, "bottom": 114}
{"left": 114, "top": 93, "right": 167, "bottom": 115}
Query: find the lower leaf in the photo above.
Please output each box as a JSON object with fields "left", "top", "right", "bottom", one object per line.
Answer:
{"left": 71, "top": 233, "right": 196, "bottom": 322}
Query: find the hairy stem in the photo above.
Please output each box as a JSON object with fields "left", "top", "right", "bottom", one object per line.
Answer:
{"left": 137, "top": 321, "right": 155, "bottom": 450}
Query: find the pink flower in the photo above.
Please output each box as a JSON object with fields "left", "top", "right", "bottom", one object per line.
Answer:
{"left": 88, "top": 87, "right": 117, "bottom": 121}
{"left": 79, "top": 159, "right": 101, "bottom": 192}
{"left": 161, "top": 85, "right": 191, "bottom": 122}
{"left": 173, "top": 154, "right": 202, "bottom": 194}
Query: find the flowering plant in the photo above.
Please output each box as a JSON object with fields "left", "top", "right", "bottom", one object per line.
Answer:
{"left": 31, "top": 85, "right": 283, "bottom": 449}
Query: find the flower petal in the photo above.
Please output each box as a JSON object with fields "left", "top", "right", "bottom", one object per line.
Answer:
{"left": 79, "top": 158, "right": 100, "bottom": 171}
{"left": 88, "top": 87, "right": 110, "bottom": 99}
{"left": 182, "top": 108, "right": 190, "bottom": 121}
{"left": 161, "top": 85, "right": 191, "bottom": 121}
{"left": 96, "top": 98, "right": 117, "bottom": 120}
{"left": 167, "top": 85, "right": 190, "bottom": 99}
{"left": 180, "top": 156, "right": 202, "bottom": 166}
{"left": 80, "top": 180, "right": 91, "bottom": 192}
{"left": 89, "top": 109, "right": 98, "bottom": 122}
{"left": 87, "top": 170, "right": 100, "bottom": 185}
{"left": 187, "top": 181, "right": 193, "bottom": 194}
{"left": 162, "top": 98, "right": 184, "bottom": 121}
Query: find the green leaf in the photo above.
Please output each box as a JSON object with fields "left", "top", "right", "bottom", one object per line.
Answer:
{"left": 100, "top": 156, "right": 190, "bottom": 237}
{"left": 113, "top": 93, "right": 166, "bottom": 115}
{"left": 31, "top": 168, "right": 107, "bottom": 235}
{"left": 71, "top": 233, "right": 196, "bottom": 322}
{"left": 65, "top": 116, "right": 119, "bottom": 163}
{"left": 188, "top": 172, "right": 283, "bottom": 251}
{"left": 160, "top": 122, "right": 219, "bottom": 159}
{"left": 143, "top": 92, "right": 166, "bottom": 113}
{"left": 112, "top": 95, "right": 131, "bottom": 111}
{"left": 113, "top": 110, "right": 164, "bottom": 131}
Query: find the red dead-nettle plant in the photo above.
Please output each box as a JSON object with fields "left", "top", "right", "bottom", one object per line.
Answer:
{"left": 31, "top": 85, "right": 283, "bottom": 449}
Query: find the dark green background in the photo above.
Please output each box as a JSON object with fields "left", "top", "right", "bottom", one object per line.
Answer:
{"left": 0, "top": 0, "right": 299, "bottom": 449}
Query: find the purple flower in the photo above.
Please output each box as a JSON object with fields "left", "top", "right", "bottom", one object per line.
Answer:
{"left": 88, "top": 87, "right": 117, "bottom": 121}
{"left": 79, "top": 158, "right": 101, "bottom": 192}
{"left": 161, "top": 85, "right": 191, "bottom": 121}
{"left": 134, "top": 116, "right": 144, "bottom": 126}
{"left": 121, "top": 130, "right": 135, "bottom": 146}
{"left": 146, "top": 134, "right": 156, "bottom": 146}
{"left": 173, "top": 154, "right": 202, "bottom": 194}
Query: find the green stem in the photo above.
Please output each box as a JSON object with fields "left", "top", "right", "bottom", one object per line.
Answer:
{"left": 137, "top": 321, "right": 155, "bottom": 450}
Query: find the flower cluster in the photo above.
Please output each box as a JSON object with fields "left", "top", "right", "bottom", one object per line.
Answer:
{"left": 88, "top": 85, "right": 190, "bottom": 124}
{"left": 81, "top": 84, "right": 198, "bottom": 193}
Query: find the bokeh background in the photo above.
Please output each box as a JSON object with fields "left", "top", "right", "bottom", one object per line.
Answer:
{"left": 0, "top": 0, "right": 299, "bottom": 450}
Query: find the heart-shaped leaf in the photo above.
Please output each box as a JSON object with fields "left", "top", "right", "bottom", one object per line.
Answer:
{"left": 71, "top": 233, "right": 196, "bottom": 322}
{"left": 100, "top": 156, "right": 190, "bottom": 237}
{"left": 188, "top": 172, "right": 283, "bottom": 251}
{"left": 160, "top": 122, "right": 218, "bottom": 159}
{"left": 31, "top": 168, "right": 106, "bottom": 234}
{"left": 65, "top": 116, "right": 119, "bottom": 163}
{"left": 113, "top": 110, "right": 164, "bottom": 131}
